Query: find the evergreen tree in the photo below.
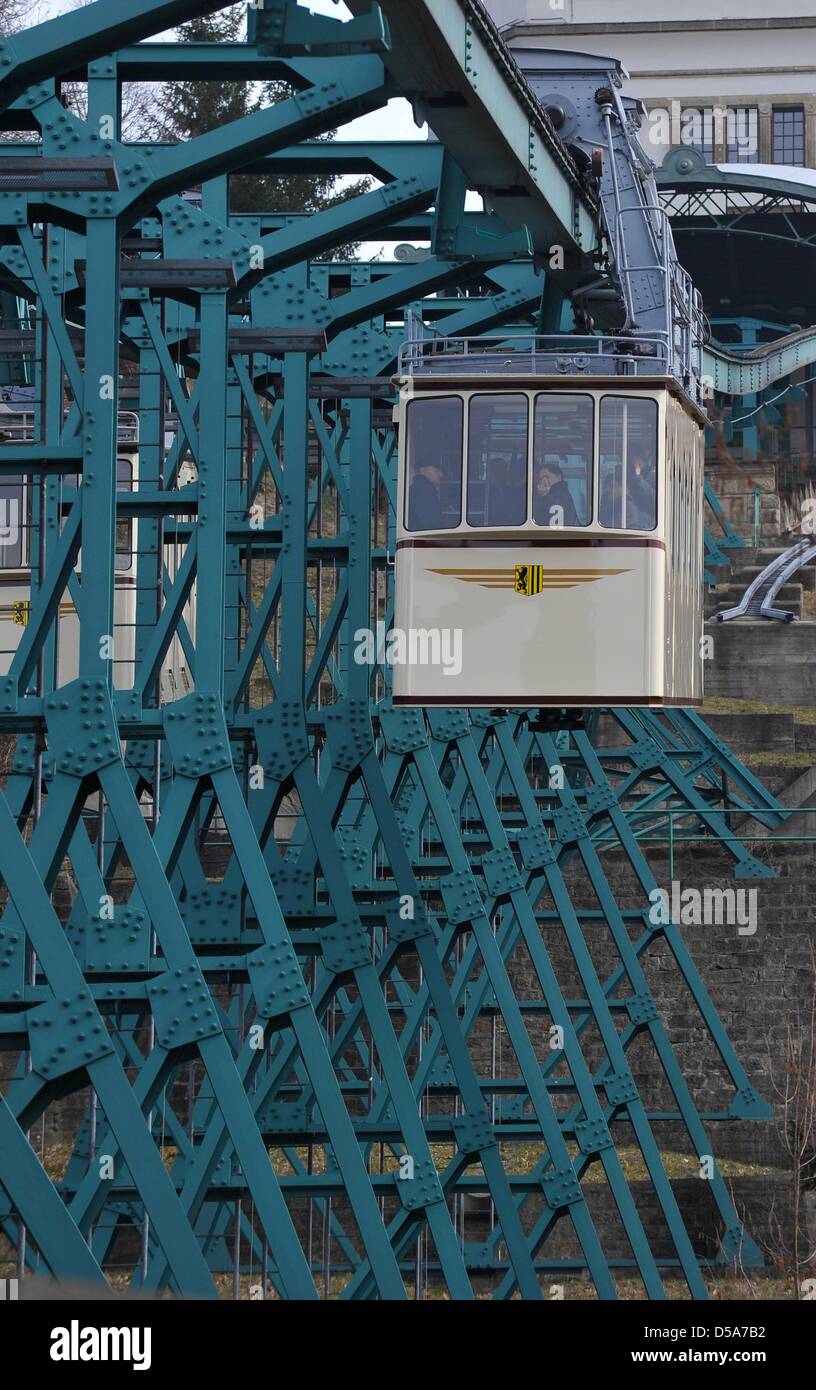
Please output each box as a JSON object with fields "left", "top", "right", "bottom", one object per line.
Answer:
{"left": 163, "top": 6, "right": 369, "bottom": 227}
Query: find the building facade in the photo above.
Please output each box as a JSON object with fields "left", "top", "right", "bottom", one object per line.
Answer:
{"left": 482, "top": 3, "right": 816, "bottom": 493}
{"left": 483, "top": 1, "right": 816, "bottom": 168}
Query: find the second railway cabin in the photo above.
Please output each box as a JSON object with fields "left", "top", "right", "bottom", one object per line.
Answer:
{"left": 0, "top": 407, "right": 140, "bottom": 689}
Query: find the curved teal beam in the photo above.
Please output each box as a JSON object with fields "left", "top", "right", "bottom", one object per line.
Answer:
{"left": 656, "top": 148, "right": 816, "bottom": 394}
{"left": 657, "top": 145, "right": 816, "bottom": 204}
{"left": 705, "top": 324, "right": 816, "bottom": 396}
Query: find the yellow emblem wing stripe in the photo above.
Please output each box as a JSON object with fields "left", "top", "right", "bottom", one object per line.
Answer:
{"left": 427, "top": 565, "right": 632, "bottom": 593}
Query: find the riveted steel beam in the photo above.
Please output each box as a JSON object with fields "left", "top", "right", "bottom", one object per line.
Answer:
{"left": 0, "top": 0, "right": 228, "bottom": 109}
{"left": 346, "top": 0, "right": 598, "bottom": 266}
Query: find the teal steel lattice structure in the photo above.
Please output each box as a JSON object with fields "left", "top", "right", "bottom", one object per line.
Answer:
{"left": 0, "top": 0, "right": 793, "bottom": 1299}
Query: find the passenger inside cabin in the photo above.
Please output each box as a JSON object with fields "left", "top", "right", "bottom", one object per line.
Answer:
{"left": 407, "top": 461, "right": 445, "bottom": 531}
{"left": 598, "top": 396, "right": 659, "bottom": 530}
{"left": 533, "top": 461, "right": 579, "bottom": 528}
{"left": 405, "top": 394, "right": 464, "bottom": 532}
{"left": 600, "top": 462, "right": 655, "bottom": 529}
{"left": 628, "top": 449, "right": 657, "bottom": 528}
{"left": 487, "top": 453, "right": 527, "bottom": 525}
{"left": 600, "top": 472, "right": 624, "bottom": 528}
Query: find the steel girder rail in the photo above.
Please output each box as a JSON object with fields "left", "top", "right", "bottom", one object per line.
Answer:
{"left": 704, "top": 327, "right": 816, "bottom": 397}
{"left": 0, "top": 1, "right": 784, "bottom": 1300}
{"left": 656, "top": 150, "right": 816, "bottom": 392}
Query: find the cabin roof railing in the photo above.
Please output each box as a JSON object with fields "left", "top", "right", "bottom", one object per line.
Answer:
{"left": 398, "top": 333, "right": 706, "bottom": 410}
{"left": 0, "top": 406, "right": 139, "bottom": 445}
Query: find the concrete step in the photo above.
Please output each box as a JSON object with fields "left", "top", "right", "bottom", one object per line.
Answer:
{"left": 727, "top": 762, "right": 811, "bottom": 800}
{"left": 755, "top": 545, "right": 816, "bottom": 562}
{"left": 706, "top": 621, "right": 816, "bottom": 703}
{"left": 703, "top": 711, "right": 795, "bottom": 752}
{"left": 706, "top": 582, "right": 803, "bottom": 608}
{"left": 707, "top": 597, "right": 801, "bottom": 620}
{"left": 794, "top": 722, "right": 816, "bottom": 753}
{"left": 730, "top": 762, "right": 816, "bottom": 838}
{"left": 732, "top": 563, "right": 816, "bottom": 591}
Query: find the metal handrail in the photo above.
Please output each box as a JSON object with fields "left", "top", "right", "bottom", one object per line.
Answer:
{"left": 591, "top": 802, "right": 816, "bottom": 878}
{"left": 399, "top": 332, "right": 672, "bottom": 375}
{"left": 0, "top": 407, "right": 139, "bottom": 444}
{"left": 715, "top": 534, "right": 816, "bottom": 622}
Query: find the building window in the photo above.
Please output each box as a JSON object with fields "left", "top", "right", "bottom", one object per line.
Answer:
{"left": 772, "top": 107, "right": 805, "bottom": 166}
{"left": 726, "top": 107, "right": 759, "bottom": 163}
{"left": 680, "top": 107, "right": 715, "bottom": 163}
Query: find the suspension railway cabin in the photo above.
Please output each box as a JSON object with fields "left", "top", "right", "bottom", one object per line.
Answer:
{"left": 0, "top": 406, "right": 194, "bottom": 697}
{"left": 393, "top": 339, "right": 706, "bottom": 708}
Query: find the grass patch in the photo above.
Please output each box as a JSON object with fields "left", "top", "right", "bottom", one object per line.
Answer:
{"left": 498, "top": 1144, "right": 784, "bottom": 1181}
{"left": 703, "top": 697, "right": 816, "bottom": 723}
{"left": 741, "top": 752, "right": 815, "bottom": 768}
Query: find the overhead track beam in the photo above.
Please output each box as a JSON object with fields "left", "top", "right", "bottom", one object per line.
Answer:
{"left": 346, "top": 0, "right": 598, "bottom": 269}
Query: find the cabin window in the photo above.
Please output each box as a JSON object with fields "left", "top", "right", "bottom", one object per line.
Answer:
{"left": 467, "top": 394, "right": 528, "bottom": 527}
{"left": 0, "top": 477, "right": 23, "bottom": 569}
{"left": 599, "top": 397, "right": 658, "bottom": 531}
{"left": 404, "top": 396, "right": 463, "bottom": 532}
{"left": 533, "top": 394, "right": 593, "bottom": 527}
{"left": 116, "top": 458, "right": 133, "bottom": 571}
